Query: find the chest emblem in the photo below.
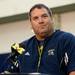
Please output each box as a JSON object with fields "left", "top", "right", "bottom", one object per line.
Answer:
{"left": 48, "top": 49, "right": 55, "bottom": 56}
{"left": 24, "top": 52, "right": 30, "bottom": 56}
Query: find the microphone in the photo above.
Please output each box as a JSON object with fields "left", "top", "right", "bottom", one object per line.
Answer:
{"left": 8, "top": 43, "right": 25, "bottom": 72}
{"left": 0, "top": 43, "right": 24, "bottom": 74}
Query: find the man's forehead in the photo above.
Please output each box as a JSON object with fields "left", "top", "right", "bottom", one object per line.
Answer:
{"left": 31, "top": 7, "right": 47, "bottom": 12}
{"left": 31, "top": 8, "right": 48, "bottom": 16}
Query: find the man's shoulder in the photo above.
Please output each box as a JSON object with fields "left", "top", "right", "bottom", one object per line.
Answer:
{"left": 56, "top": 30, "right": 75, "bottom": 39}
{"left": 19, "top": 35, "right": 35, "bottom": 47}
{"left": 55, "top": 30, "right": 75, "bottom": 48}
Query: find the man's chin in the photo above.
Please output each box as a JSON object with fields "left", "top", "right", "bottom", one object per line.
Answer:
{"left": 39, "top": 33, "right": 47, "bottom": 38}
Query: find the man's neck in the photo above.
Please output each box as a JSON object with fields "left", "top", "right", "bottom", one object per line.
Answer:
{"left": 36, "top": 29, "right": 55, "bottom": 41}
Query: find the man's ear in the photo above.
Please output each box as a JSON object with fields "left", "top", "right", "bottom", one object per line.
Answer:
{"left": 51, "top": 17, "right": 54, "bottom": 25}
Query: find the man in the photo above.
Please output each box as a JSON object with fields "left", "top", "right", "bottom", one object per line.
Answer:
{"left": 0, "top": 4, "right": 75, "bottom": 75}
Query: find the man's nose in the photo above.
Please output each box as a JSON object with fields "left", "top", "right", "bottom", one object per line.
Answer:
{"left": 38, "top": 17, "right": 44, "bottom": 24}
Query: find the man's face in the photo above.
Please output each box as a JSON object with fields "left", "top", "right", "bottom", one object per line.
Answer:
{"left": 30, "top": 7, "right": 53, "bottom": 38}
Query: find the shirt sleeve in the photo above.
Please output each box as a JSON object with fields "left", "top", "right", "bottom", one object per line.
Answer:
{"left": 65, "top": 34, "right": 75, "bottom": 74}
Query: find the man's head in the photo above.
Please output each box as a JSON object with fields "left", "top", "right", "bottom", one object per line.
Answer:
{"left": 29, "top": 4, "right": 52, "bottom": 20}
{"left": 29, "top": 4, "right": 54, "bottom": 40}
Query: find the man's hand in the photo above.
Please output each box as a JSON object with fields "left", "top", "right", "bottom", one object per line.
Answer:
{"left": 1, "top": 71, "right": 11, "bottom": 74}
{"left": 69, "top": 71, "right": 75, "bottom": 75}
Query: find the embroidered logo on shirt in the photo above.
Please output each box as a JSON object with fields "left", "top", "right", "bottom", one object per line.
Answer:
{"left": 24, "top": 52, "right": 30, "bottom": 56}
{"left": 48, "top": 49, "right": 55, "bottom": 56}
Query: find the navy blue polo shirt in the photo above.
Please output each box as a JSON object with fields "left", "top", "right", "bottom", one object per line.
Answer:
{"left": 1, "top": 30, "right": 75, "bottom": 75}
{"left": 17, "top": 30, "right": 75, "bottom": 75}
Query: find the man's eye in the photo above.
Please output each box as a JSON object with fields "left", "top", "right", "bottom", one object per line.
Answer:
{"left": 33, "top": 17, "right": 38, "bottom": 20}
{"left": 42, "top": 15, "right": 48, "bottom": 18}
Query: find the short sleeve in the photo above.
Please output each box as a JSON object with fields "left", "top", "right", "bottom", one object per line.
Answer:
{"left": 65, "top": 35, "right": 75, "bottom": 74}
